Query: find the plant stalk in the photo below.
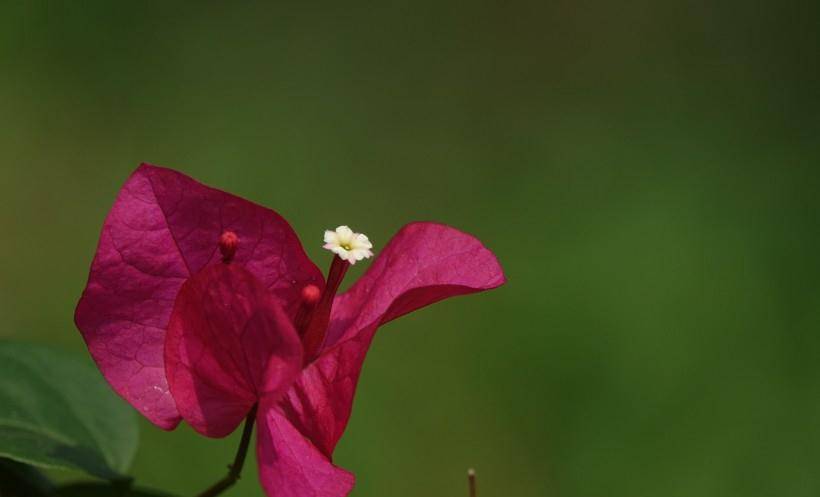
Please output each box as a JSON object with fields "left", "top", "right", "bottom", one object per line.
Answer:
{"left": 195, "top": 404, "right": 258, "bottom": 497}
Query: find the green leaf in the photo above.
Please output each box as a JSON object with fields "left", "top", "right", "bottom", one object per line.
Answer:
{"left": 0, "top": 457, "right": 55, "bottom": 497}
{"left": 57, "top": 483, "right": 174, "bottom": 497}
{"left": 0, "top": 342, "right": 139, "bottom": 479}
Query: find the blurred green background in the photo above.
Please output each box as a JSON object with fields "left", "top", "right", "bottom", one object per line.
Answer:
{"left": 2, "top": 1, "right": 819, "bottom": 496}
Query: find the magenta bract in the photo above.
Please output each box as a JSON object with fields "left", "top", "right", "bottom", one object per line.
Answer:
{"left": 165, "top": 263, "right": 303, "bottom": 437}
{"left": 75, "top": 164, "right": 506, "bottom": 497}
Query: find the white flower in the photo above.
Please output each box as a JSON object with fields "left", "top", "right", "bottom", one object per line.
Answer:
{"left": 323, "top": 225, "right": 374, "bottom": 264}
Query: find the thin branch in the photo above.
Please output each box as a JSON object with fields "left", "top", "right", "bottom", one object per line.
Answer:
{"left": 468, "top": 468, "right": 476, "bottom": 497}
{"left": 195, "top": 404, "right": 258, "bottom": 497}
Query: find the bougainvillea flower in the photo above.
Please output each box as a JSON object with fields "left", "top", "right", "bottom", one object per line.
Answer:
{"left": 75, "top": 164, "right": 505, "bottom": 497}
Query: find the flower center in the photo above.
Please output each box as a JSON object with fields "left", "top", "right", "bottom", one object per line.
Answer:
{"left": 323, "top": 225, "right": 373, "bottom": 264}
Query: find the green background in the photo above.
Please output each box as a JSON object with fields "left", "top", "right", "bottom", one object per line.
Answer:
{"left": 2, "top": 2, "right": 819, "bottom": 496}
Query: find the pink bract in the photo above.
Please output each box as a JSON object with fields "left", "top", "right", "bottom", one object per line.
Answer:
{"left": 75, "top": 164, "right": 506, "bottom": 497}
{"left": 165, "top": 263, "right": 303, "bottom": 437}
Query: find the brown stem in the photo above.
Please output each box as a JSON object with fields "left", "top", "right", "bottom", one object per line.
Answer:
{"left": 467, "top": 468, "right": 476, "bottom": 497}
{"left": 194, "top": 405, "right": 258, "bottom": 497}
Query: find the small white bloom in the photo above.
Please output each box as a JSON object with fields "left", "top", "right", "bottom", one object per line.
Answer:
{"left": 323, "top": 225, "right": 373, "bottom": 264}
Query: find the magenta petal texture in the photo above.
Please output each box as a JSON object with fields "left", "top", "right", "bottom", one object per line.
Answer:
{"left": 257, "top": 405, "right": 355, "bottom": 497}
{"left": 76, "top": 164, "right": 507, "bottom": 497}
{"left": 280, "top": 222, "right": 506, "bottom": 457}
{"left": 165, "top": 263, "right": 303, "bottom": 437}
{"left": 74, "top": 164, "right": 322, "bottom": 428}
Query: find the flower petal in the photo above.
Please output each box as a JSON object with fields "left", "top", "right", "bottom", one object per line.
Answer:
{"left": 281, "top": 222, "right": 505, "bottom": 455}
{"left": 335, "top": 226, "right": 354, "bottom": 244}
{"left": 279, "top": 328, "right": 375, "bottom": 458}
{"left": 323, "top": 230, "right": 339, "bottom": 245}
{"left": 165, "top": 263, "right": 302, "bottom": 437}
{"left": 257, "top": 404, "right": 355, "bottom": 497}
{"left": 74, "top": 164, "right": 322, "bottom": 428}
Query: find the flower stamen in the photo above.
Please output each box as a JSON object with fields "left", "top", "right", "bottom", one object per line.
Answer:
{"left": 219, "top": 231, "right": 239, "bottom": 263}
{"left": 293, "top": 284, "right": 321, "bottom": 337}
{"left": 301, "top": 255, "right": 349, "bottom": 363}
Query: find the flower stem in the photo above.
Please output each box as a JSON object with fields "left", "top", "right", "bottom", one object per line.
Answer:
{"left": 467, "top": 468, "right": 476, "bottom": 497}
{"left": 195, "top": 405, "right": 258, "bottom": 497}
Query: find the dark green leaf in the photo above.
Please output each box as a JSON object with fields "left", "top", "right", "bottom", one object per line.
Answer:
{"left": 0, "top": 342, "right": 138, "bottom": 479}
{"left": 0, "top": 457, "right": 55, "bottom": 497}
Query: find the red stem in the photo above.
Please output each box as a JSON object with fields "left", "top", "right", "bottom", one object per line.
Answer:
{"left": 301, "top": 256, "right": 348, "bottom": 363}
